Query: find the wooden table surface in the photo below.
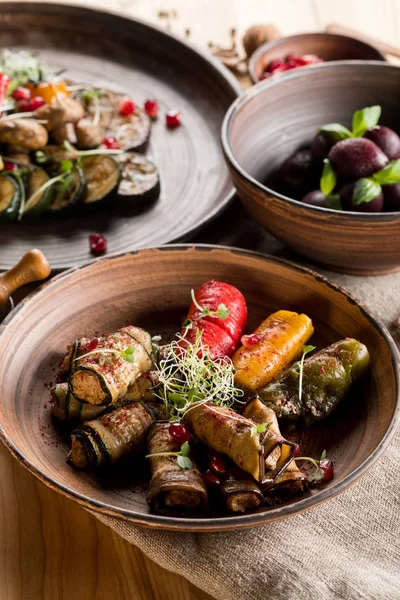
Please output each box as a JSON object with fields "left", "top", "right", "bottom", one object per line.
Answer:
{"left": 1, "top": 1, "right": 400, "bottom": 599}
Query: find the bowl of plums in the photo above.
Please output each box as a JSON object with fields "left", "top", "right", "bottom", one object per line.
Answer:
{"left": 248, "top": 32, "right": 385, "bottom": 83}
{"left": 222, "top": 61, "right": 400, "bottom": 275}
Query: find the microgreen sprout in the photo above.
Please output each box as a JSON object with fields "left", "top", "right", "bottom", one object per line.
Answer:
{"left": 146, "top": 440, "right": 193, "bottom": 469}
{"left": 250, "top": 422, "right": 269, "bottom": 437}
{"left": 190, "top": 288, "right": 229, "bottom": 320}
{"left": 73, "top": 345, "right": 136, "bottom": 364}
{"left": 298, "top": 345, "right": 316, "bottom": 400}
{"left": 81, "top": 88, "right": 104, "bottom": 127}
{"left": 295, "top": 450, "right": 333, "bottom": 483}
{"left": 63, "top": 140, "right": 122, "bottom": 157}
{"left": 154, "top": 330, "right": 244, "bottom": 420}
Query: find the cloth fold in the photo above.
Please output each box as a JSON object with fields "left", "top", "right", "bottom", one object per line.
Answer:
{"left": 91, "top": 237, "right": 400, "bottom": 600}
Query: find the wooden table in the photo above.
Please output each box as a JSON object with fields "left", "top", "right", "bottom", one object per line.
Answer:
{"left": 1, "top": 1, "right": 400, "bottom": 598}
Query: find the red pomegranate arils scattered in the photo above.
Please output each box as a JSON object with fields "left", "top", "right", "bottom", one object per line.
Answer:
{"left": 103, "top": 136, "right": 119, "bottom": 149}
{"left": 169, "top": 423, "right": 190, "bottom": 444}
{"left": 89, "top": 234, "right": 107, "bottom": 255}
{"left": 120, "top": 98, "right": 136, "bottom": 116}
{"left": 318, "top": 458, "right": 334, "bottom": 481}
{"left": 144, "top": 99, "right": 159, "bottom": 119}
{"left": 12, "top": 87, "right": 31, "bottom": 101}
{"left": 3, "top": 161, "right": 17, "bottom": 171}
{"left": 209, "top": 453, "right": 227, "bottom": 475}
{"left": 88, "top": 338, "right": 99, "bottom": 352}
{"left": 166, "top": 110, "right": 181, "bottom": 128}
{"left": 202, "top": 470, "right": 220, "bottom": 487}
{"left": 241, "top": 333, "right": 261, "bottom": 348}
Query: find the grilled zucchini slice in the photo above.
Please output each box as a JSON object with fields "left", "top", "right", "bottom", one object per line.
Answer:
{"left": 81, "top": 155, "right": 121, "bottom": 205}
{"left": 24, "top": 167, "right": 56, "bottom": 216}
{"left": 0, "top": 172, "right": 22, "bottom": 222}
{"left": 116, "top": 152, "right": 160, "bottom": 204}
{"left": 48, "top": 165, "right": 87, "bottom": 212}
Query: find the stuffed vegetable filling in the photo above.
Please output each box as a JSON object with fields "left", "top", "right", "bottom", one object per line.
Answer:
{"left": 47, "top": 280, "right": 371, "bottom": 517}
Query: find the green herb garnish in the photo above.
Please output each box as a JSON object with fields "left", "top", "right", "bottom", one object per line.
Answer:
{"left": 320, "top": 159, "right": 337, "bottom": 196}
{"left": 298, "top": 345, "right": 316, "bottom": 401}
{"left": 352, "top": 178, "right": 381, "bottom": 206}
{"left": 190, "top": 289, "right": 229, "bottom": 321}
{"left": 146, "top": 440, "right": 193, "bottom": 470}
{"left": 250, "top": 422, "right": 269, "bottom": 437}
{"left": 63, "top": 140, "right": 122, "bottom": 157}
{"left": 352, "top": 106, "right": 381, "bottom": 137}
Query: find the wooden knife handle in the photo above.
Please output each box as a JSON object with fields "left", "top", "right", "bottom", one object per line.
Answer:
{"left": 325, "top": 23, "right": 400, "bottom": 59}
{"left": 0, "top": 249, "right": 51, "bottom": 307}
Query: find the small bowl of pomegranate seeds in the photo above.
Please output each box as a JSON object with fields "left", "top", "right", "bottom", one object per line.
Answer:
{"left": 222, "top": 61, "right": 400, "bottom": 275}
{"left": 249, "top": 32, "right": 385, "bottom": 83}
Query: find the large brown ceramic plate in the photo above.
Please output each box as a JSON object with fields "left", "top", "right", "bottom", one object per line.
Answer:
{"left": 0, "top": 245, "right": 398, "bottom": 532}
{"left": 0, "top": 3, "right": 240, "bottom": 270}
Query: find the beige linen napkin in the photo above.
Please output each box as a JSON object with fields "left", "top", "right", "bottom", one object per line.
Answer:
{"left": 94, "top": 267, "right": 400, "bottom": 600}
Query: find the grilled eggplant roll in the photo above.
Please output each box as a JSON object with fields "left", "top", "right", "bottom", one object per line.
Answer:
{"left": 52, "top": 375, "right": 154, "bottom": 421}
{"left": 61, "top": 337, "right": 90, "bottom": 373}
{"left": 262, "top": 460, "right": 309, "bottom": 502}
{"left": 69, "top": 401, "right": 165, "bottom": 469}
{"left": 220, "top": 468, "right": 263, "bottom": 513}
{"left": 233, "top": 310, "right": 314, "bottom": 394}
{"left": 69, "top": 326, "right": 153, "bottom": 406}
{"left": 242, "top": 397, "right": 294, "bottom": 476}
{"left": 183, "top": 403, "right": 293, "bottom": 483}
{"left": 147, "top": 422, "right": 208, "bottom": 511}
{"left": 258, "top": 338, "right": 370, "bottom": 422}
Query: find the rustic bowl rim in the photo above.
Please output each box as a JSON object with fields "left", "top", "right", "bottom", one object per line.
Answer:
{"left": 222, "top": 60, "right": 400, "bottom": 220}
{"left": 0, "top": 244, "right": 399, "bottom": 531}
{"left": 248, "top": 32, "right": 386, "bottom": 83}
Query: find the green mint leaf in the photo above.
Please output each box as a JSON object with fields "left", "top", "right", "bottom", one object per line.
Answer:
{"left": 217, "top": 303, "right": 229, "bottom": 320}
{"left": 177, "top": 455, "right": 193, "bottom": 469}
{"left": 180, "top": 441, "right": 191, "bottom": 457}
{"left": 60, "top": 159, "right": 73, "bottom": 173}
{"left": 182, "top": 319, "right": 192, "bottom": 329}
{"left": 372, "top": 159, "right": 400, "bottom": 185}
{"left": 320, "top": 449, "right": 327, "bottom": 460}
{"left": 352, "top": 105, "right": 381, "bottom": 137}
{"left": 352, "top": 178, "right": 382, "bottom": 205}
{"left": 318, "top": 123, "right": 352, "bottom": 142}
{"left": 324, "top": 194, "right": 342, "bottom": 210}
{"left": 320, "top": 159, "right": 337, "bottom": 196}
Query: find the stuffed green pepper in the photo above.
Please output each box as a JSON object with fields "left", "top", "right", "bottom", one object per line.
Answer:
{"left": 258, "top": 338, "right": 370, "bottom": 422}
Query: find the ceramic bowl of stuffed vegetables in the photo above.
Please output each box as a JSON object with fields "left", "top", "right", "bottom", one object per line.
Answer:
{"left": 0, "top": 245, "right": 398, "bottom": 531}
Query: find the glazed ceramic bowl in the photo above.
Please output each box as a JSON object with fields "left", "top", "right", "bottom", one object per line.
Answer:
{"left": 0, "top": 245, "right": 398, "bottom": 531}
{"left": 222, "top": 62, "right": 400, "bottom": 275}
{"left": 249, "top": 32, "right": 385, "bottom": 83}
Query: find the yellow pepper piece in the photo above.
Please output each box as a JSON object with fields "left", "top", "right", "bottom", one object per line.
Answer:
{"left": 233, "top": 310, "right": 314, "bottom": 393}
{"left": 26, "top": 80, "right": 70, "bottom": 104}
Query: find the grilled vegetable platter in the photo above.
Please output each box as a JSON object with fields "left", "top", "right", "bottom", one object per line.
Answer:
{"left": 49, "top": 279, "right": 370, "bottom": 517}
{"left": 0, "top": 50, "right": 160, "bottom": 222}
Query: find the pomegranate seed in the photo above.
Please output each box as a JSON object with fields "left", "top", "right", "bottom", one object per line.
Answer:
{"left": 301, "top": 54, "right": 323, "bottom": 65}
{"left": 318, "top": 458, "right": 334, "bottom": 481}
{"left": 168, "top": 423, "right": 190, "bottom": 444}
{"left": 166, "top": 110, "right": 181, "bottom": 128}
{"left": 17, "top": 99, "right": 31, "bottom": 112}
{"left": 120, "top": 98, "right": 136, "bottom": 116}
{"left": 3, "top": 161, "right": 17, "bottom": 171}
{"left": 260, "top": 72, "right": 272, "bottom": 80}
{"left": 88, "top": 338, "right": 99, "bottom": 351}
{"left": 202, "top": 470, "right": 220, "bottom": 487}
{"left": 241, "top": 333, "right": 261, "bottom": 348}
{"left": 28, "top": 97, "right": 46, "bottom": 111}
{"left": 144, "top": 99, "right": 159, "bottom": 119}
{"left": 103, "top": 136, "right": 119, "bottom": 150}
{"left": 267, "top": 58, "right": 285, "bottom": 73}
{"left": 209, "top": 453, "right": 226, "bottom": 475}
{"left": 89, "top": 234, "right": 107, "bottom": 255}
{"left": 12, "top": 87, "right": 31, "bottom": 101}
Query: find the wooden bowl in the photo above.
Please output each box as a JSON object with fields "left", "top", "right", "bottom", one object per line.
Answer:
{"left": 249, "top": 33, "right": 385, "bottom": 83}
{"left": 222, "top": 62, "right": 400, "bottom": 275}
{"left": 0, "top": 246, "right": 398, "bottom": 531}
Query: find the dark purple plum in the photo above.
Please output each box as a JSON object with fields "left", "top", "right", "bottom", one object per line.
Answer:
{"left": 328, "top": 138, "right": 389, "bottom": 180}
{"left": 364, "top": 126, "right": 400, "bottom": 161}
{"left": 311, "top": 132, "right": 335, "bottom": 161}
{"left": 301, "top": 190, "right": 326, "bottom": 207}
{"left": 340, "top": 182, "right": 384, "bottom": 213}
{"left": 272, "top": 149, "right": 322, "bottom": 199}
{"left": 382, "top": 182, "right": 400, "bottom": 211}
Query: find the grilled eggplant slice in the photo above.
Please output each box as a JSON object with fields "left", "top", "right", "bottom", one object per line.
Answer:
{"left": 116, "top": 152, "right": 160, "bottom": 204}
{"left": 147, "top": 422, "right": 208, "bottom": 511}
{"left": 183, "top": 403, "right": 294, "bottom": 484}
{"left": 0, "top": 172, "right": 21, "bottom": 222}
{"left": 81, "top": 155, "right": 120, "bottom": 205}
{"left": 69, "top": 401, "right": 165, "bottom": 469}
{"left": 61, "top": 337, "right": 90, "bottom": 373}
{"left": 69, "top": 326, "right": 153, "bottom": 406}
{"left": 220, "top": 468, "right": 263, "bottom": 513}
{"left": 262, "top": 461, "right": 309, "bottom": 503}
{"left": 48, "top": 165, "right": 87, "bottom": 212}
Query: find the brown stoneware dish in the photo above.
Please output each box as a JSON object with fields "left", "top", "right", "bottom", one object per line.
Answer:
{"left": 0, "top": 245, "right": 398, "bottom": 531}
{"left": 249, "top": 33, "right": 385, "bottom": 83}
{"left": 222, "top": 62, "right": 400, "bottom": 275}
